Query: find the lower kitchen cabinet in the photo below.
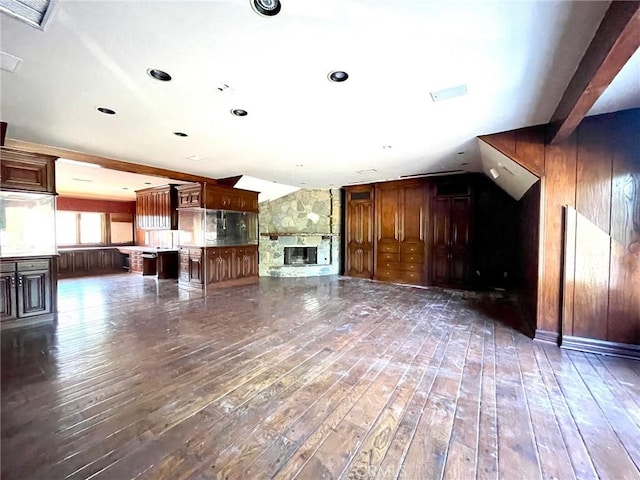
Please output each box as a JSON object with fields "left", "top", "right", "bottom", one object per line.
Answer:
{"left": 1, "top": 256, "right": 57, "bottom": 328}
{"left": 58, "top": 248, "right": 123, "bottom": 278}
{"left": 178, "top": 245, "right": 258, "bottom": 289}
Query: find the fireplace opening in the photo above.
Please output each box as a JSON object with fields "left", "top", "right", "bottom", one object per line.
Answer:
{"left": 284, "top": 246, "right": 318, "bottom": 265}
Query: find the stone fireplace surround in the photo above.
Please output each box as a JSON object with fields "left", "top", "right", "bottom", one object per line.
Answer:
{"left": 258, "top": 188, "right": 341, "bottom": 278}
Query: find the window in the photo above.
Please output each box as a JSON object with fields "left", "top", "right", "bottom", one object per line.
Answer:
{"left": 56, "top": 211, "right": 105, "bottom": 246}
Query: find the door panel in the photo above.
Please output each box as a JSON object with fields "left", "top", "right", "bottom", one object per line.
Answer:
{"left": 0, "top": 273, "right": 17, "bottom": 321}
{"left": 17, "top": 270, "right": 51, "bottom": 318}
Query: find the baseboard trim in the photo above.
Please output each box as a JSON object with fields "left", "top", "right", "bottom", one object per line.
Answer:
{"left": 561, "top": 336, "right": 640, "bottom": 360}
{"left": 534, "top": 329, "right": 560, "bottom": 345}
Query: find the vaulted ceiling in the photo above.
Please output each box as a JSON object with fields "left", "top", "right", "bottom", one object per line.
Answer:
{"left": 1, "top": 1, "right": 638, "bottom": 193}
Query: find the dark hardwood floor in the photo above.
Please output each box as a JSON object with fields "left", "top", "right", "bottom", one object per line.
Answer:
{"left": 2, "top": 274, "right": 639, "bottom": 479}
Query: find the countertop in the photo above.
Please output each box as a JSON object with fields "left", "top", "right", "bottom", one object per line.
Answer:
{"left": 117, "top": 246, "right": 179, "bottom": 253}
{"left": 57, "top": 246, "right": 179, "bottom": 253}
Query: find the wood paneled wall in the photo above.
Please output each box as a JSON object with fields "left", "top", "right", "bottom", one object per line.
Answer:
{"left": 481, "top": 108, "right": 640, "bottom": 353}
{"left": 517, "top": 180, "right": 541, "bottom": 337}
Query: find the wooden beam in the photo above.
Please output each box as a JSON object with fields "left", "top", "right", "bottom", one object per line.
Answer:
{"left": 548, "top": 1, "right": 640, "bottom": 144}
{"left": 4, "top": 138, "right": 218, "bottom": 184}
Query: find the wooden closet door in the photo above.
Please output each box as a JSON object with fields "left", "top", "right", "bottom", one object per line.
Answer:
{"left": 399, "top": 182, "right": 427, "bottom": 285}
{"left": 375, "top": 185, "right": 400, "bottom": 281}
{"left": 345, "top": 187, "right": 375, "bottom": 278}
{"left": 449, "top": 196, "right": 471, "bottom": 286}
{"left": 432, "top": 197, "right": 451, "bottom": 285}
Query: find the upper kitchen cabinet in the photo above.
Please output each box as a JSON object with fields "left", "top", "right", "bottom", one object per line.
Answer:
{"left": 176, "top": 183, "right": 258, "bottom": 213}
{"left": 0, "top": 148, "right": 56, "bottom": 194}
{"left": 135, "top": 184, "right": 178, "bottom": 230}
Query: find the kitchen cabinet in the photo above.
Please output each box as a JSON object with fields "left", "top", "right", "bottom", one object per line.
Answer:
{"left": 374, "top": 180, "right": 428, "bottom": 286}
{"left": 57, "top": 249, "right": 123, "bottom": 278}
{"left": 179, "top": 248, "right": 203, "bottom": 285}
{"left": 179, "top": 245, "right": 258, "bottom": 289}
{"left": 129, "top": 250, "right": 143, "bottom": 274}
{"left": 1, "top": 257, "right": 56, "bottom": 328}
{"left": 136, "top": 185, "right": 178, "bottom": 230}
{"left": 207, "top": 248, "right": 234, "bottom": 284}
{"left": 0, "top": 148, "right": 56, "bottom": 194}
{"left": 176, "top": 183, "right": 258, "bottom": 213}
{"left": 344, "top": 185, "right": 375, "bottom": 279}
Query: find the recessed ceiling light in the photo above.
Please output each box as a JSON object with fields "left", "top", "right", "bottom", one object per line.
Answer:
{"left": 382, "top": 145, "right": 392, "bottom": 149}
{"left": 231, "top": 109, "right": 248, "bottom": 117}
{"left": 187, "top": 155, "right": 205, "bottom": 161}
{"left": 144, "top": 182, "right": 152, "bottom": 185}
{"left": 356, "top": 169, "right": 377, "bottom": 175}
{"left": 461, "top": 162, "right": 469, "bottom": 166}
{"left": 251, "top": 0, "right": 281, "bottom": 17}
{"left": 123, "top": 187, "right": 130, "bottom": 190}
{"left": 457, "top": 151, "right": 465, "bottom": 155}
{"left": 147, "top": 69, "right": 172, "bottom": 81}
{"left": 328, "top": 71, "right": 349, "bottom": 82}
{"left": 97, "top": 107, "right": 116, "bottom": 115}
{"left": 173, "top": 132, "right": 188, "bottom": 137}
{"left": 300, "top": 182, "right": 307, "bottom": 185}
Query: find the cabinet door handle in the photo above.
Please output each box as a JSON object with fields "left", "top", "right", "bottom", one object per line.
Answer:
{"left": 11, "top": 275, "right": 16, "bottom": 288}
{"left": 17, "top": 275, "right": 23, "bottom": 287}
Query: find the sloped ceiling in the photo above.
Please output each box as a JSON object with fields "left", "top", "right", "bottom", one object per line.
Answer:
{"left": 1, "top": 0, "right": 628, "bottom": 191}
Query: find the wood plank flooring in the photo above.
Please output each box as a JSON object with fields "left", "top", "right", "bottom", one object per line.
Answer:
{"left": 2, "top": 274, "right": 640, "bottom": 479}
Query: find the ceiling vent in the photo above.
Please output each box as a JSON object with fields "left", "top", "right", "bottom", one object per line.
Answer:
{"left": 0, "top": 0, "right": 56, "bottom": 30}
{"left": 0, "top": 51, "right": 22, "bottom": 73}
{"left": 430, "top": 84, "right": 468, "bottom": 102}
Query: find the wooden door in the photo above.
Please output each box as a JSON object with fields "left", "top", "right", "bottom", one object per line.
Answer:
{"left": 17, "top": 270, "right": 51, "bottom": 318}
{"left": 0, "top": 272, "right": 17, "bottom": 321}
{"left": 345, "top": 187, "right": 374, "bottom": 278}
{"left": 449, "top": 196, "right": 471, "bottom": 286}
{"left": 432, "top": 197, "right": 451, "bottom": 285}
{"left": 375, "top": 185, "right": 400, "bottom": 281}
{"left": 399, "top": 182, "right": 427, "bottom": 285}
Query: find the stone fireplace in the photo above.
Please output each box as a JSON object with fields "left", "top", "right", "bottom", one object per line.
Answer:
{"left": 258, "top": 189, "right": 341, "bottom": 277}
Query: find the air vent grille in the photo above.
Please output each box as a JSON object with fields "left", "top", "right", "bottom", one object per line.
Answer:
{"left": 0, "top": 0, "right": 55, "bottom": 29}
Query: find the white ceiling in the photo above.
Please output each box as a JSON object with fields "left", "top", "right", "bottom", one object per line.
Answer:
{"left": 1, "top": 0, "right": 637, "bottom": 192}
{"left": 55, "top": 159, "right": 190, "bottom": 200}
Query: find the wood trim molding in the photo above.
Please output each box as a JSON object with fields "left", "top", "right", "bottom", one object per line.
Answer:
{"left": 561, "top": 335, "right": 640, "bottom": 360}
{"left": 4, "top": 138, "right": 219, "bottom": 185}
{"left": 548, "top": 1, "right": 640, "bottom": 144}
{"left": 534, "top": 329, "right": 561, "bottom": 345}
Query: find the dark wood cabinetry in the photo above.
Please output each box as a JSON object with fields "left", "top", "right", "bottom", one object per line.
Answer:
{"left": 176, "top": 183, "right": 259, "bottom": 213}
{"left": 129, "top": 251, "right": 143, "bottom": 274}
{"left": 0, "top": 149, "right": 56, "bottom": 194}
{"left": 1, "top": 257, "right": 56, "bottom": 328}
{"left": 58, "top": 249, "right": 123, "bottom": 278}
{"left": 179, "top": 245, "right": 258, "bottom": 289}
{"left": 179, "top": 248, "right": 203, "bottom": 285}
{"left": 431, "top": 196, "right": 471, "bottom": 287}
{"left": 344, "top": 186, "right": 375, "bottom": 278}
{"left": 135, "top": 185, "right": 178, "bottom": 230}
{"left": 344, "top": 175, "right": 482, "bottom": 289}
{"left": 374, "top": 180, "right": 428, "bottom": 285}
{"left": 1, "top": 148, "right": 58, "bottom": 328}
